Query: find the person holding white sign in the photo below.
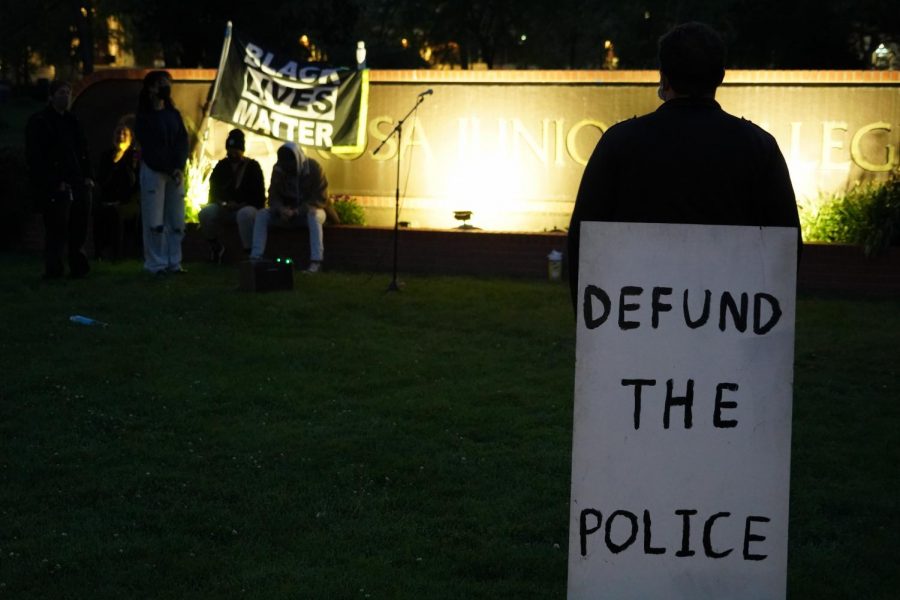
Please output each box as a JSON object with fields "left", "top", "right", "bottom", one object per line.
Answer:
{"left": 567, "top": 22, "right": 801, "bottom": 309}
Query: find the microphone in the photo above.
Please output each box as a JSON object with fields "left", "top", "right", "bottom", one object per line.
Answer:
{"left": 417, "top": 89, "right": 433, "bottom": 97}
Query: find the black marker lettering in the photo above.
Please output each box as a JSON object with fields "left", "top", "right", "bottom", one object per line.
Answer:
{"left": 719, "top": 291, "right": 749, "bottom": 332}
{"left": 643, "top": 509, "right": 666, "bottom": 554}
{"left": 583, "top": 285, "right": 611, "bottom": 330}
{"left": 580, "top": 509, "right": 602, "bottom": 557}
{"left": 743, "top": 516, "right": 770, "bottom": 561}
{"left": 683, "top": 289, "right": 711, "bottom": 328}
{"left": 714, "top": 383, "right": 739, "bottom": 428}
{"left": 703, "top": 512, "right": 733, "bottom": 558}
{"left": 664, "top": 379, "right": 694, "bottom": 429}
{"left": 618, "top": 286, "right": 643, "bottom": 330}
{"left": 651, "top": 287, "right": 673, "bottom": 328}
{"left": 621, "top": 379, "right": 657, "bottom": 429}
{"left": 753, "top": 292, "right": 782, "bottom": 335}
{"left": 604, "top": 510, "right": 638, "bottom": 554}
{"left": 675, "top": 509, "right": 697, "bottom": 557}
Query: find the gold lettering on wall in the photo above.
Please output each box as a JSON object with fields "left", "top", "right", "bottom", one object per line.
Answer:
{"left": 369, "top": 116, "right": 396, "bottom": 161}
{"left": 821, "top": 121, "right": 851, "bottom": 171}
{"left": 850, "top": 121, "right": 896, "bottom": 172}
{"left": 566, "top": 120, "right": 608, "bottom": 166}
{"left": 401, "top": 117, "right": 432, "bottom": 160}
{"left": 512, "top": 118, "right": 551, "bottom": 165}
{"left": 555, "top": 119, "right": 566, "bottom": 166}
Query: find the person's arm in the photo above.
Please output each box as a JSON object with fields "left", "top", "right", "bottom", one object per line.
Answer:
{"left": 756, "top": 133, "right": 803, "bottom": 259}
{"left": 568, "top": 133, "right": 618, "bottom": 313}
{"left": 267, "top": 167, "right": 287, "bottom": 217}
{"left": 301, "top": 160, "right": 329, "bottom": 208}
{"left": 246, "top": 160, "right": 266, "bottom": 209}
{"left": 208, "top": 161, "right": 226, "bottom": 205}
{"left": 173, "top": 110, "right": 189, "bottom": 174}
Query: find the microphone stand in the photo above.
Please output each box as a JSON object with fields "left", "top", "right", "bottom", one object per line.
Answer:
{"left": 373, "top": 92, "right": 429, "bottom": 292}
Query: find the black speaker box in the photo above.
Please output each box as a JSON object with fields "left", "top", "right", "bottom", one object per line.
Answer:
{"left": 239, "top": 260, "right": 294, "bottom": 292}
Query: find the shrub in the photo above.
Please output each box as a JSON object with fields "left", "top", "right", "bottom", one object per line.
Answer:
{"left": 183, "top": 158, "right": 212, "bottom": 224}
{"left": 330, "top": 194, "right": 366, "bottom": 225}
{"left": 800, "top": 172, "right": 900, "bottom": 257}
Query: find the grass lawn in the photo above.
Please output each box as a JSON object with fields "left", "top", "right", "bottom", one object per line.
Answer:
{"left": 0, "top": 254, "right": 897, "bottom": 599}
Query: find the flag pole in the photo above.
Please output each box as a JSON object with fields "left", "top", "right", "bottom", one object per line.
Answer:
{"left": 195, "top": 20, "right": 234, "bottom": 164}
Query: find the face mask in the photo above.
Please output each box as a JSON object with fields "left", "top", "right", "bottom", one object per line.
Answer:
{"left": 157, "top": 85, "right": 171, "bottom": 101}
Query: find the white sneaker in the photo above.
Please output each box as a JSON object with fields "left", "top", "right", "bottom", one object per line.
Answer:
{"left": 305, "top": 261, "right": 321, "bottom": 274}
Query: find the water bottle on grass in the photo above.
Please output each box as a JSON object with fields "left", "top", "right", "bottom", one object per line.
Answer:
{"left": 69, "top": 315, "right": 108, "bottom": 327}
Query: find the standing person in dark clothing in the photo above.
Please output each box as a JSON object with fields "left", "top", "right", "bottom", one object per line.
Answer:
{"left": 198, "top": 129, "right": 265, "bottom": 261}
{"left": 135, "top": 70, "right": 189, "bottom": 275}
{"left": 25, "top": 80, "right": 94, "bottom": 279}
{"left": 93, "top": 123, "right": 140, "bottom": 260}
{"left": 567, "top": 22, "right": 801, "bottom": 309}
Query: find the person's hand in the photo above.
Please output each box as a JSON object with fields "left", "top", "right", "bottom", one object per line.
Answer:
{"left": 84, "top": 178, "right": 95, "bottom": 188}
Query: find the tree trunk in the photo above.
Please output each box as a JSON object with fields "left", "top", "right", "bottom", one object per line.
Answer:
{"left": 75, "top": 1, "right": 94, "bottom": 75}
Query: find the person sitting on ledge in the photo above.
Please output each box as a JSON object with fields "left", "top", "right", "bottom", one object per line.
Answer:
{"left": 198, "top": 129, "right": 265, "bottom": 262}
{"left": 249, "top": 142, "right": 338, "bottom": 273}
{"left": 93, "top": 123, "right": 140, "bottom": 260}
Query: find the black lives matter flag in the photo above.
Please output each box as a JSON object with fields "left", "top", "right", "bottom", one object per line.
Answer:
{"left": 209, "top": 30, "right": 368, "bottom": 154}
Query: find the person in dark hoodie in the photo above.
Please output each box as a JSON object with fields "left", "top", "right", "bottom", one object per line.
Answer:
{"left": 198, "top": 129, "right": 265, "bottom": 261}
{"left": 135, "top": 70, "right": 189, "bottom": 275}
{"left": 25, "top": 80, "right": 94, "bottom": 279}
{"left": 249, "top": 142, "right": 337, "bottom": 273}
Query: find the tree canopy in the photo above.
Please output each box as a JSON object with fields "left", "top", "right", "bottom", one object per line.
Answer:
{"left": 1, "top": 0, "right": 897, "bottom": 84}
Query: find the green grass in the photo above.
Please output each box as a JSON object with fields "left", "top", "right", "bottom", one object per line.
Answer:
{"left": 0, "top": 255, "right": 897, "bottom": 599}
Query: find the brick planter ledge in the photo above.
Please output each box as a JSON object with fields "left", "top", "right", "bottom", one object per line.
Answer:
{"left": 13, "top": 216, "right": 900, "bottom": 294}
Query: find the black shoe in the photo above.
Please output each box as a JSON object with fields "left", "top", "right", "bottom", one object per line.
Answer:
{"left": 208, "top": 242, "right": 225, "bottom": 263}
{"left": 167, "top": 266, "right": 188, "bottom": 275}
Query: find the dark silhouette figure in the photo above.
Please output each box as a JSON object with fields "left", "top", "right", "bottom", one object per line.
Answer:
{"left": 93, "top": 123, "right": 140, "bottom": 260}
{"left": 567, "top": 22, "right": 801, "bottom": 309}
{"left": 25, "top": 80, "right": 94, "bottom": 279}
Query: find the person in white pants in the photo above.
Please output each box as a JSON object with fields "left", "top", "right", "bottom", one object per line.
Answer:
{"left": 250, "top": 142, "right": 336, "bottom": 273}
{"left": 134, "top": 70, "right": 188, "bottom": 275}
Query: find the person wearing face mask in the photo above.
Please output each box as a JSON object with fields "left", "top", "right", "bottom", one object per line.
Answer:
{"left": 25, "top": 80, "right": 94, "bottom": 279}
{"left": 567, "top": 22, "right": 801, "bottom": 311}
{"left": 249, "top": 142, "right": 338, "bottom": 273}
{"left": 198, "top": 129, "right": 265, "bottom": 262}
{"left": 93, "top": 123, "right": 140, "bottom": 260}
{"left": 135, "top": 70, "right": 189, "bottom": 275}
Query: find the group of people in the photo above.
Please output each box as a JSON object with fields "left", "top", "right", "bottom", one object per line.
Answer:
{"left": 198, "top": 129, "right": 336, "bottom": 273}
{"left": 26, "top": 21, "right": 800, "bottom": 287}
{"left": 25, "top": 71, "right": 334, "bottom": 280}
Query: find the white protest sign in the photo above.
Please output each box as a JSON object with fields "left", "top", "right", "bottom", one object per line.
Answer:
{"left": 568, "top": 223, "right": 797, "bottom": 600}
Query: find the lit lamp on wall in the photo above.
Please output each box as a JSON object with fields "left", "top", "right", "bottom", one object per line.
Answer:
{"left": 454, "top": 210, "right": 476, "bottom": 229}
{"left": 356, "top": 41, "right": 367, "bottom": 70}
{"left": 872, "top": 43, "right": 895, "bottom": 70}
